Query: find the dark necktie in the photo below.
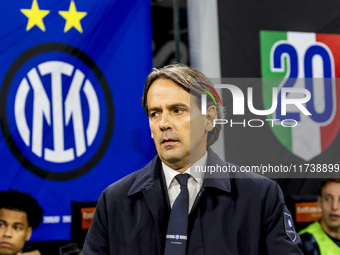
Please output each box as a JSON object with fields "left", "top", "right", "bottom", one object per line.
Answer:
{"left": 164, "top": 174, "right": 190, "bottom": 255}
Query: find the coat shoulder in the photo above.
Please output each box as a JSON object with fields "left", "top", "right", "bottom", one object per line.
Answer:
{"left": 100, "top": 155, "right": 160, "bottom": 203}
{"left": 102, "top": 170, "right": 141, "bottom": 201}
{"left": 229, "top": 171, "right": 283, "bottom": 205}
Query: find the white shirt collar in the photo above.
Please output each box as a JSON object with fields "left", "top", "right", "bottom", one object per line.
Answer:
{"left": 162, "top": 152, "right": 207, "bottom": 189}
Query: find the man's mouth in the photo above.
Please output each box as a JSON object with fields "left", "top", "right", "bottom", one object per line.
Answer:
{"left": 0, "top": 242, "right": 13, "bottom": 248}
{"left": 329, "top": 214, "right": 340, "bottom": 221}
{"left": 161, "top": 138, "right": 178, "bottom": 145}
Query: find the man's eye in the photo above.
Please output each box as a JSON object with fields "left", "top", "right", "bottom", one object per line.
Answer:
{"left": 324, "top": 196, "right": 332, "bottom": 202}
{"left": 150, "top": 112, "right": 159, "bottom": 118}
{"left": 13, "top": 226, "right": 23, "bottom": 231}
{"left": 174, "top": 108, "right": 184, "bottom": 114}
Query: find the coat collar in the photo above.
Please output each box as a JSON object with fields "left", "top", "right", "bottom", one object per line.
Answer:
{"left": 127, "top": 155, "right": 168, "bottom": 255}
{"left": 127, "top": 155, "right": 162, "bottom": 196}
{"left": 201, "top": 147, "right": 231, "bottom": 193}
{"left": 127, "top": 147, "right": 231, "bottom": 196}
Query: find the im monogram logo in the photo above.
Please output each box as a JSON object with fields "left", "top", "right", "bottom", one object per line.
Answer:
{"left": 0, "top": 43, "right": 114, "bottom": 181}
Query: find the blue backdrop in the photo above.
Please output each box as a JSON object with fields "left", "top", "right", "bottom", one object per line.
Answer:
{"left": 0, "top": 0, "right": 156, "bottom": 241}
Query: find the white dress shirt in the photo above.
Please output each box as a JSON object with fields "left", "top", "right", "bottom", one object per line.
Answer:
{"left": 162, "top": 152, "right": 207, "bottom": 213}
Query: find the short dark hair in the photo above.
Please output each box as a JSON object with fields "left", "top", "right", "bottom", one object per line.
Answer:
{"left": 0, "top": 190, "right": 43, "bottom": 229}
{"left": 318, "top": 178, "right": 340, "bottom": 196}
{"left": 142, "top": 63, "right": 224, "bottom": 146}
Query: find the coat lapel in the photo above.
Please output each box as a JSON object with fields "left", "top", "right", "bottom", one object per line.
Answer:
{"left": 127, "top": 148, "right": 232, "bottom": 254}
{"left": 128, "top": 156, "right": 170, "bottom": 255}
{"left": 188, "top": 148, "right": 232, "bottom": 254}
{"left": 190, "top": 148, "right": 231, "bottom": 213}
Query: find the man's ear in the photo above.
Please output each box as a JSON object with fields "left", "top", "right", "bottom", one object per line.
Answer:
{"left": 206, "top": 105, "right": 217, "bottom": 132}
{"left": 25, "top": 226, "right": 32, "bottom": 241}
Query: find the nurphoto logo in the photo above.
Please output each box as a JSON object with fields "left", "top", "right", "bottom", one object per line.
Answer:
{"left": 199, "top": 80, "right": 313, "bottom": 128}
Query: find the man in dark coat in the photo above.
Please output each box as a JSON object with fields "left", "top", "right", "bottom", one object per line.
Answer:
{"left": 83, "top": 64, "right": 303, "bottom": 255}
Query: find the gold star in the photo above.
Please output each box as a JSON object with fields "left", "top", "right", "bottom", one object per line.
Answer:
{"left": 59, "top": 1, "right": 87, "bottom": 33}
{"left": 21, "top": 0, "right": 50, "bottom": 32}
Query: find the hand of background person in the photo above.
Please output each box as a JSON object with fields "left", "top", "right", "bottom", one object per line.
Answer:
{"left": 17, "top": 250, "right": 41, "bottom": 255}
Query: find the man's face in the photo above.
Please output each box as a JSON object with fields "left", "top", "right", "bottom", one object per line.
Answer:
{"left": 147, "top": 79, "right": 215, "bottom": 172}
{"left": 0, "top": 208, "right": 32, "bottom": 255}
{"left": 319, "top": 182, "right": 340, "bottom": 231}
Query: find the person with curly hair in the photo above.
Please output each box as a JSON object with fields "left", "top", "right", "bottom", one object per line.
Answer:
{"left": 0, "top": 190, "right": 43, "bottom": 255}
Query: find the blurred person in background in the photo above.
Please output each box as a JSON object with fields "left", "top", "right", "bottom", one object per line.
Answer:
{"left": 299, "top": 178, "right": 340, "bottom": 254}
{"left": 0, "top": 190, "right": 43, "bottom": 255}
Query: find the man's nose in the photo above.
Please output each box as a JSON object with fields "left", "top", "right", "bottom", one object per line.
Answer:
{"left": 332, "top": 199, "right": 340, "bottom": 211}
{"left": 3, "top": 226, "right": 12, "bottom": 238}
{"left": 159, "top": 112, "right": 172, "bottom": 130}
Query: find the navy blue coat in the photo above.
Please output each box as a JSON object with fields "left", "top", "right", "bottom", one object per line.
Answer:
{"left": 83, "top": 149, "right": 303, "bottom": 255}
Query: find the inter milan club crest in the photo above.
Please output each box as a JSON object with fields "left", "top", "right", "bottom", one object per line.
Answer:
{"left": 0, "top": 43, "right": 114, "bottom": 181}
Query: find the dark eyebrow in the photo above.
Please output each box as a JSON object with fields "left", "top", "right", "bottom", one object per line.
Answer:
{"left": 149, "top": 103, "right": 189, "bottom": 110}
{"left": 169, "top": 103, "right": 189, "bottom": 109}
{"left": 148, "top": 103, "right": 189, "bottom": 113}
{"left": 148, "top": 106, "right": 161, "bottom": 113}
{"left": 323, "top": 193, "right": 333, "bottom": 197}
{"left": 13, "top": 222, "right": 25, "bottom": 226}
{"left": 0, "top": 219, "right": 24, "bottom": 226}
